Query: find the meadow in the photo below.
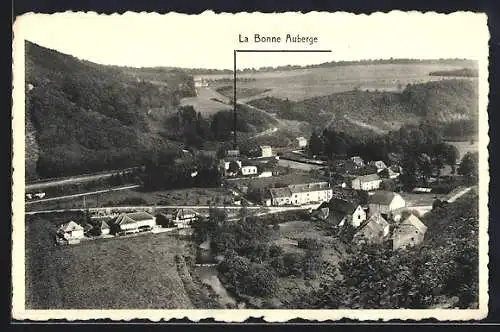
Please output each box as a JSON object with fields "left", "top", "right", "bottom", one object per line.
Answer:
{"left": 25, "top": 212, "right": 205, "bottom": 309}
{"left": 204, "top": 63, "right": 474, "bottom": 102}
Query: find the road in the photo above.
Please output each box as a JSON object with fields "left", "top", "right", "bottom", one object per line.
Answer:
{"left": 446, "top": 187, "right": 473, "bottom": 203}
{"left": 277, "top": 158, "right": 324, "bottom": 171}
{"left": 25, "top": 204, "right": 319, "bottom": 216}
{"left": 25, "top": 185, "right": 140, "bottom": 205}
{"left": 26, "top": 167, "right": 140, "bottom": 191}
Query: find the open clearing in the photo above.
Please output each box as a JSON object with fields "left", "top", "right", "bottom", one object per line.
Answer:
{"left": 26, "top": 213, "right": 198, "bottom": 309}
{"left": 202, "top": 64, "right": 471, "bottom": 102}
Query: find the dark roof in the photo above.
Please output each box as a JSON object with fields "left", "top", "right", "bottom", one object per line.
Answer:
{"left": 354, "top": 173, "right": 381, "bottom": 183}
{"left": 289, "top": 182, "right": 330, "bottom": 194}
{"left": 401, "top": 214, "right": 427, "bottom": 234}
{"left": 269, "top": 187, "right": 292, "bottom": 199}
{"left": 328, "top": 198, "right": 358, "bottom": 215}
{"left": 368, "top": 191, "right": 402, "bottom": 205}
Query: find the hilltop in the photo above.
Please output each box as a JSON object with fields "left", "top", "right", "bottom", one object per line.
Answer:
{"left": 248, "top": 79, "right": 478, "bottom": 136}
{"left": 25, "top": 41, "right": 195, "bottom": 180}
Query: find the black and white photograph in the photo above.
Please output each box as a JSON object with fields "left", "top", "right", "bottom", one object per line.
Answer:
{"left": 12, "top": 11, "right": 489, "bottom": 321}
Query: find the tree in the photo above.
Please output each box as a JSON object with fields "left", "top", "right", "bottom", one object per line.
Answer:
{"left": 458, "top": 152, "right": 478, "bottom": 184}
{"left": 308, "top": 131, "right": 324, "bottom": 156}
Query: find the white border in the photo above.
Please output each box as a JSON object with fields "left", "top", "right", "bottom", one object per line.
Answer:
{"left": 11, "top": 11, "right": 490, "bottom": 322}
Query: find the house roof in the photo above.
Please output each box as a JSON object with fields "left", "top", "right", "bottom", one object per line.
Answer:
{"left": 269, "top": 187, "right": 292, "bottom": 199}
{"left": 260, "top": 145, "right": 272, "bottom": 150}
{"left": 368, "top": 191, "right": 402, "bottom": 205}
{"left": 367, "top": 213, "right": 389, "bottom": 229}
{"left": 289, "top": 182, "right": 330, "bottom": 194}
{"left": 115, "top": 211, "right": 154, "bottom": 225}
{"left": 401, "top": 214, "right": 428, "bottom": 234}
{"left": 350, "top": 156, "right": 364, "bottom": 164}
{"left": 328, "top": 198, "right": 358, "bottom": 215}
{"left": 58, "top": 221, "right": 84, "bottom": 233}
{"left": 357, "top": 218, "right": 384, "bottom": 237}
{"left": 98, "top": 220, "right": 110, "bottom": 229}
{"left": 369, "top": 160, "right": 387, "bottom": 169}
{"left": 379, "top": 168, "right": 398, "bottom": 177}
{"left": 296, "top": 136, "right": 307, "bottom": 141}
{"left": 354, "top": 173, "right": 381, "bottom": 183}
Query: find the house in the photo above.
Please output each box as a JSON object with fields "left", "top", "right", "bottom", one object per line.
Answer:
{"left": 351, "top": 173, "right": 382, "bottom": 191}
{"left": 318, "top": 198, "right": 366, "bottom": 228}
{"left": 240, "top": 162, "right": 258, "bottom": 176}
{"left": 112, "top": 211, "right": 156, "bottom": 235}
{"left": 220, "top": 158, "right": 242, "bottom": 176}
{"left": 173, "top": 209, "right": 198, "bottom": 228}
{"left": 288, "top": 182, "right": 333, "bottom": 206}
{"left": 296, "top": 136, "right": 308, "bottom": 148}
{"left": 378, "top": 167, "right": 400, "bottom": 179}
{"left": 350, "top": 156, "right": 365, "bottom": 167}
{"left": 57, "top": 221, "right": 85, "bottom": 244}
{"left": 96, "top": 220, "right": 110, "bottom": 235}
{"left": 392, "top": 214, "right": 427, "bottom": 250}
{"left": 353, "top": 214, "right": 390, "bottom": 245}
{"left": 259, "top": 145, "right": 273, "bottom": 158}
{"left": 226, "top": 149, "right": 240, "bottom": 157}
{"left": 266, "top": 187, "right": 293, "bottom": 206}
{"left": 194, "top": 77, "right": 208, "bottom": 87}
{"left": 368, "top": 191, "right": 406, "bottom": 219}
{"left": 369, "top": 160, "right": 388, "bottom": 172}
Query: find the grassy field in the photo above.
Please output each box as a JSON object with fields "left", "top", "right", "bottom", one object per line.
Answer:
{"left": 215, "top": 86, "right": 271, "bottom": 100}
{"left": 25, "top": 213, "right": 206, "bottom": 309}
{"left": 27, "top": 187, "right": 235, "bottom": 211}
{"left": 204, "top": 64, "right": 471, "bottom": 102}
{"left": 227, "top": 170, "right": 326, "bottom": 191}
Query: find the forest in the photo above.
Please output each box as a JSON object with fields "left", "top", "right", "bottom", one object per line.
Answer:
{"left": 25, "top": 41, "right": 195, "bottom": 179}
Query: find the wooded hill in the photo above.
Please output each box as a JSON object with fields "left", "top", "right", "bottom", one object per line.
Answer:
{"left": 25, "top": 41, "right": 196, "bottom": 180}
{"left": 248, "top": 79, "right": 479, "bottom": 137}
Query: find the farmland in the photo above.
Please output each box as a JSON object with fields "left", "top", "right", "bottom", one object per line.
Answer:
{"left": 25, "top": 212, "right": 215, "bottom": 309}
{"left": 203, "top": 63, "right": 476, "bottom": 102}
{"left": 26, "top": 187, "right": 235, "bottom": 212}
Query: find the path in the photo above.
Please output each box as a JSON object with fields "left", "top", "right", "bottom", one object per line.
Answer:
{"left": 25, "top": 185, "right": 140, "bottom": 205}
{"left": 446, "top": 186, "right": 473, "bottom": 203}
{"left": 26, "top": 167, "right": 140, "bottom": 191}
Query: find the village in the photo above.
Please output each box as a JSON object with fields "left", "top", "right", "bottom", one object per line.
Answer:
{"left": 53, "top": 134, "right": 471, "bottom": 254}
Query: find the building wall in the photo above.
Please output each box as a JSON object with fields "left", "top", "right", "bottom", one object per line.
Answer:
{"left": 291, "top": 189, "right": 333, "bottom": 206}
{"left": 353, "top": 228, "right": 384, "bottom": 245}
{"left": 242, "top": 166, "right": 258, "bottom": 175}
{"left": 260, "top": 148, "right": 273, "bottom": 158}
{"left": 272, "top": 196, "right": 291, "bottom": 206}
{"left": 120, "top": 218, "right": 156, "bottom": 231}
{"left": 69, "top": 229, "right": 84, "bottom": 239}
{"left": 350, "top": 206, "right": 367, "bottom": 228}
{"left": 389, "top": 195, "right": 406, "bottom": 211}
{"left": 392, "top": 228, "right": 425, "bottom": 250}
{"left": 101, "top": 228, "right": 110, "bottom": 236}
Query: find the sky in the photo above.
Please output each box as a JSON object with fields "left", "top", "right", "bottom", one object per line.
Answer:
{"left": 14, "top": 11, "right": 489, "bottom": 70}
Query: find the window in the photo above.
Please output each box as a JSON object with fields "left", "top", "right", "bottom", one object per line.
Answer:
{"left": 358, "top": 215, "right": 360, "bottom": 219}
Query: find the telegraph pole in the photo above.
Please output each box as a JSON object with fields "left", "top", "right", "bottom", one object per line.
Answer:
{"left": 233, "top": 50, "right": 237, "bottom": 150}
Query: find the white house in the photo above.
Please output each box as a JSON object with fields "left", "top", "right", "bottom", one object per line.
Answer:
{"left": 319, "top": 198, "right": 367, "bottom": 228}
{"left": 173, "top": 209, "right": 198, "bottom": 228}
{"left": 369, "top": 160, "right": 388, "bottom": 172}
{"left": 368, "top": 191, "right": 406, "bottom": 219}
{"left": 351, "top": 173, "right": 382, "bottom": 191}
{"left": 113, "top": 211, "right": 156, "bottom": 235}
{"left": 350, "top": 156, "right": 365, "bottom": 167}
{"left": 296, "top": 136, "right": 308, "bottom": 148}
{"left": 241, "top": 165, "right": 258, "bottom": 176}
{"left": 57, "top": 221, "right": 85, "bottom": 244}
{"left": 267, "top": 187, "right": 293, "bottom": 206}
{"left": 259, "top": 145, "right": 273, "bottom": 158}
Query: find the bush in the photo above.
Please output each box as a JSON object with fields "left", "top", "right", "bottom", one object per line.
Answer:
{"left": 297, "top": 238, "right": 323, "bottom": 250}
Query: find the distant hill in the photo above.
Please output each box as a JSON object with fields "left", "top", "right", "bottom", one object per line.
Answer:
{"left": 248, "top": 79, "right": 478, "bottom": 136}
{"left": 25, "top": 41, "right": 196, "bottom": 180}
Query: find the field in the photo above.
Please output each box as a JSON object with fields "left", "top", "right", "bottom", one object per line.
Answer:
{"left": 203, "top": 64, "right": 472, "bottom": 102}
{"left": 26, "top": 187, "right": 235, "bottom": 211}
{"left": 215, "top": 86, "right": 271, "bottom": 100}
{"left": 25, "top": 213, "right": 208, "bottom": 309}
{"left": 227, "top": 170, "right": 327, "bottom": 191}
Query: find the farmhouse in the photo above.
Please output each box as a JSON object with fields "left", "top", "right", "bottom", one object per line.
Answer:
{"left": 240, "top": 161, "right": 258, "bottom": 176}
{"left": 96, "top": 220, "right": 110, "bottom": 236}
{"left": 266, "top": 187, "right": 293, "bottom": 206}
{"left": 265, "top": 181, "right": 332, "bottom": 206}
{"left": 369, "top": 160, "right": 388, "bottom": 172}
{"left": 351, "top": 173, "right": 382, "bottom": 191}
{"left": 56, "top": 221, "right": 85, "bottom": 244}
{"left": 112, "top": 211, "right": 156, "bottom": 235}
{"left": 392, "top": 214, "right": 427, "bottom": 250}
{"left": 353, "top": 214, "right": 390, "bottom": 245}
{"left": 288, "top": 182, "right": 333, "bottom": 206}
{"left": 368, "top": 191, "right": 406, "bottom": 219}
{"left": 173, "top": 209, "right": 198, "bottom": 228}
{"left": 259, "top": 145, "right": 273, "bottom": 158}
{"left": 318, "top": 198, "right": 366, "bottom": 228}
{"left": 350, "top": 156, "right": 365, "bottom": 167}
{"left": 296, "top": 136, "right": 308, "bottom": 148}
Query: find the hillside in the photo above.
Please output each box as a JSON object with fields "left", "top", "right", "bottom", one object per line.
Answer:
{"left": 25, "top": 41, "right": 196, "bottom": 180}
{"left": 248, "top": 79, "right": 478, "bottom": 135}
